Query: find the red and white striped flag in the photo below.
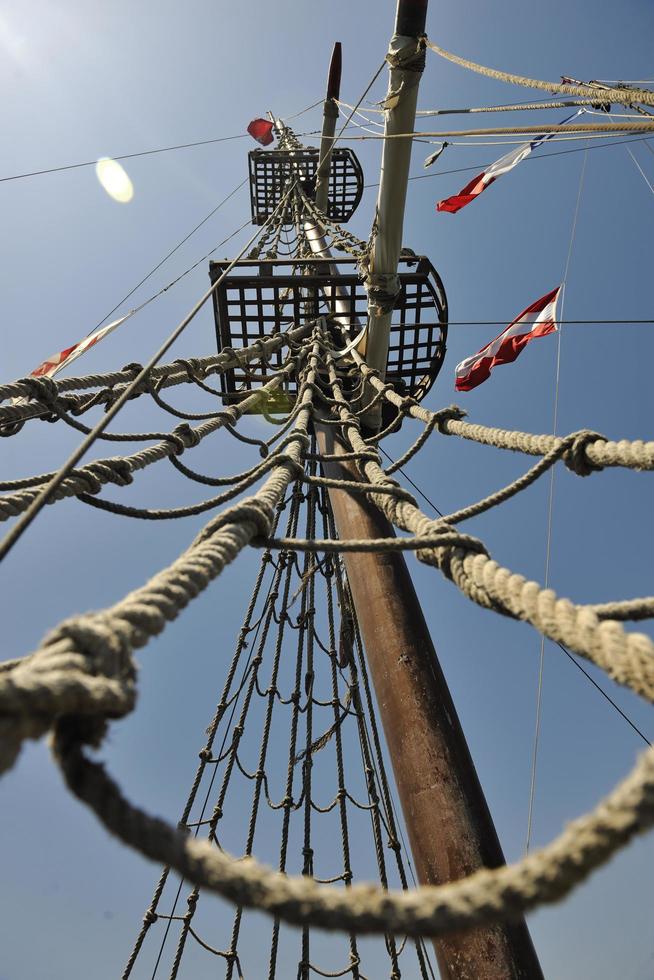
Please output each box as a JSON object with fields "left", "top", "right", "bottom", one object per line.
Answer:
{"left": 437, "top": 111, "right": 582, "bottom": 214}
{"left": 30, "top": 313, "right": 130, "bottom": 380}
{"left": 454, "top": 287, "right": 561, "bottom": 391}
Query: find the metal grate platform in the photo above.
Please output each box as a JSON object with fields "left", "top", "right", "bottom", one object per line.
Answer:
{"left": 248, "top": 148, "right": 364, "bottom": 225}
{"left": 209, "top": 256, "right": 448, "bottom": 413}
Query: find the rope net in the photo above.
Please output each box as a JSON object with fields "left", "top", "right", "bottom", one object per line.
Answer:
{"left": 1, "top": 132, "right": 653, "bottom": 976}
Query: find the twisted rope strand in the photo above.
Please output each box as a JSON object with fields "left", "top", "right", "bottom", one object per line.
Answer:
{"left": 424, "top": 38, "right": 654, "bottom": 108}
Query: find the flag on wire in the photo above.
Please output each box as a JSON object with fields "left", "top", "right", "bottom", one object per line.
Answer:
{"left": 436, "top": 111, "right": 582, "bottom": 214}
{"left": 454, "top": 287, "right": 561, "bottom": 391}
{"left": 30, "top": 314, "right": 131, "bottom": 380}
{"left": 247, "top": 118, "right": 275, "bottom": 146}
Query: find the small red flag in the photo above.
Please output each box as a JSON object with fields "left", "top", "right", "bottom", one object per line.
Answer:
{"left": 247, "top": 119, "right": 274, "bottom": 146}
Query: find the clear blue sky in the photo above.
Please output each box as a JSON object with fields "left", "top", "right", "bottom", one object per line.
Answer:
{"left": 1, "top": 1, "right": 653, "bottom": 977}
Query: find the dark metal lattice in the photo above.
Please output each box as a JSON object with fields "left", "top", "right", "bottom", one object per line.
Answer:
{"left": 248, "top": 148, "right": 364, "bottom": 225}
{"left": 209, "top": 255, "right": 448, "bottom": 412}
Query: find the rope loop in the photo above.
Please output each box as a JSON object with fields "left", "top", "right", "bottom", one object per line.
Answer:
{"left": 563, "top": 429, "right": 607, "bottom": 477}
{"left": 0, "top": 420, "right": 25, "bottom": 438}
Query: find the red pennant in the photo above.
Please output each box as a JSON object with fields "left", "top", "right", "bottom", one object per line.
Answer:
{"left": 247, "top": 118, "right": 274, "bottom": 146}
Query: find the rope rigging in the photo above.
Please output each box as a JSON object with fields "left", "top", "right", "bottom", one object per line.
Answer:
{"left": 1, "top": 305, "right": 653, "bottom": 948}
{"left": 423, "top": 38, "right": 654, "bottom": 108}
{"left": 2, "top": 22, "right": 654, "bottom": 977}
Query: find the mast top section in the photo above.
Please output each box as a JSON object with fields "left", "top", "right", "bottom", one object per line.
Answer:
{"left": 394, "top": 0, "right": 428, "bottom": 36}
{"left": 326, "top": 42, "right": 342, "bottom": 101}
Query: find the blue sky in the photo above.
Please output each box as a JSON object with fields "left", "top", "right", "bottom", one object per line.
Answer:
{"left": 1, "top": 1, "right": 654, "bottom": 977}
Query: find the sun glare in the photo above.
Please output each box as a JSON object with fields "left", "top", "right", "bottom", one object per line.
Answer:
{"left": 95, "top": 157, "right": 134, "bottom": 203}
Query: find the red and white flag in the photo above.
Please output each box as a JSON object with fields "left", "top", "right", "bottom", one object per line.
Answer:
{"left": 30, "top": 313, "right": 130, "bottom": 380}
{"left": 454, "top": 287, "right": 561, "bottom": 391}
{"left": 247, "top": 118, "right": 275, "bottom": 146}
{"left": 437, "top": 111, "right": 582, "bottom": 214}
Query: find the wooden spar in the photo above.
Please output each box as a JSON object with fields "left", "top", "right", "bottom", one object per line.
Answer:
{"left": 361, "top": 0, "right": 429, "bottom": 426}
{"left": 315, "top": 42, "right": 342, "bottom": 213}
{"left": 315, "top": 426, "right": 544, "bottom": 980}
{"left": 307, "top": 6, "right": 544, "bottom": 976}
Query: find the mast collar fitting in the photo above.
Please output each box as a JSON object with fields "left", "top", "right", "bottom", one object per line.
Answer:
{"left": 386, "top": 35, "right": 426, "bottom": 73}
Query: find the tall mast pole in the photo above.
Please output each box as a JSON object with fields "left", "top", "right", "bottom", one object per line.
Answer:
{"left": 315, "top": 431, "right": 543, "bottom": 979}
{"left": 307, "top": 4, "right": 544, "bottom": 976}
{"left": 361, "top": 0, "right": 429, "bottom": 426}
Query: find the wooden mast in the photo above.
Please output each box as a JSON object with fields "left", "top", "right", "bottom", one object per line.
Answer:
{"left": 310, "top": 3, "right": 544, "bottom": 976}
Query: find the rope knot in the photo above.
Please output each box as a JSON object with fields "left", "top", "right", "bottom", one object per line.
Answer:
{"left": 413, "top": 519, "right": 489, "bottom": 577}
{"left": 20, "top": 375, "right": 60, "bottom": 405}
{"left": 173, "top": 422, "right": 201, "bottom": 450}
{"left": 85, "top": 458, "right": 134, "bottom": 489}
{"left": 563, "top": 429, "right": 606, "bottom": 477}
{"left": 143, "top": 910, "right": 158, "bottom": 925}
{"left": 73, "top": 467, "right": 103, "bottom": 495}
{"left": 433, "top": 404, "right": 467, "bottom": 433}
{"left": 173, "top": 357, "right": 206, "bottom": 382}
{"left": 120, "top": 362, "right": 144, "bottom": 380}
{"left": 43, "top": 613, "right": 136, "bottom": 683}
{"left": 0, "top": 419, "right": 25, "bottom": 438}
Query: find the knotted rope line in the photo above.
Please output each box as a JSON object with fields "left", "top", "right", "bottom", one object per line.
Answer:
{"left": 0, "top": 320, "right": 314, "bottom": 433}
{"left": 1, "top": 324, "right": 653, "bottom": 942}
{"left": 423, "top": 38, "right": 654, "bottom": 108}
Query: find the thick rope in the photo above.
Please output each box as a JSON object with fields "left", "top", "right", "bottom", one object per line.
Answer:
{"left": 2, "top": 331, "right": 654, "bottom": 943}
{"left": 346, "top": 346, "right": 654, "bottom": 474}
{"left": 51, "top": 727, "right": 654, "bottom": 939}
{"left": 0, "top": 368, "right": 298, "bottom": 522}
{"left": 0, "top": 331, "right": 321, "bottom": 774}
{"left": 0, "top": 321, "right": 313, "bottom": 430}
{"left": 424, "top": 38, "right": 654, "bottom": 108}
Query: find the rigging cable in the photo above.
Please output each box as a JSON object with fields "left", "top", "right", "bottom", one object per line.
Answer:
{"left": 0, "top": 133, "right": 249, "bottom": 185}
{"left": 144, "top": 546, "right": 284, "bottom": 979}
{"left": 0, "top": 184, "right": 296, "bottom": 564}
{"left": 361, "top": 134, "right": 654, "bottom": 188}
{"left": 423, "top": 39, "right": 654, "bottom": 108}
{"left": 378, "top": 429, "right": 651, "bottom": 754}
{"left": 88, "top": 177, "right": 249, "bottom": 335}
{"left": 339, "top": 95, "right": 612, "bottom": 116}
{"left": 0, "top": 99, "right": 323, "bottom": 186}
{"left": 301, "top": 120, "right": 654, "bottom": 140}
{"left": 525, "top": 149, "right": 588, "bottom": 855}
{"left": 626, "top": 145, "right": 654, "bottom": 196}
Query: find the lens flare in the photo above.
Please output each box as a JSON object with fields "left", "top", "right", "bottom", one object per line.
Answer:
{"left": 95, "top": 157, "right": 134, "bottom": 203}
